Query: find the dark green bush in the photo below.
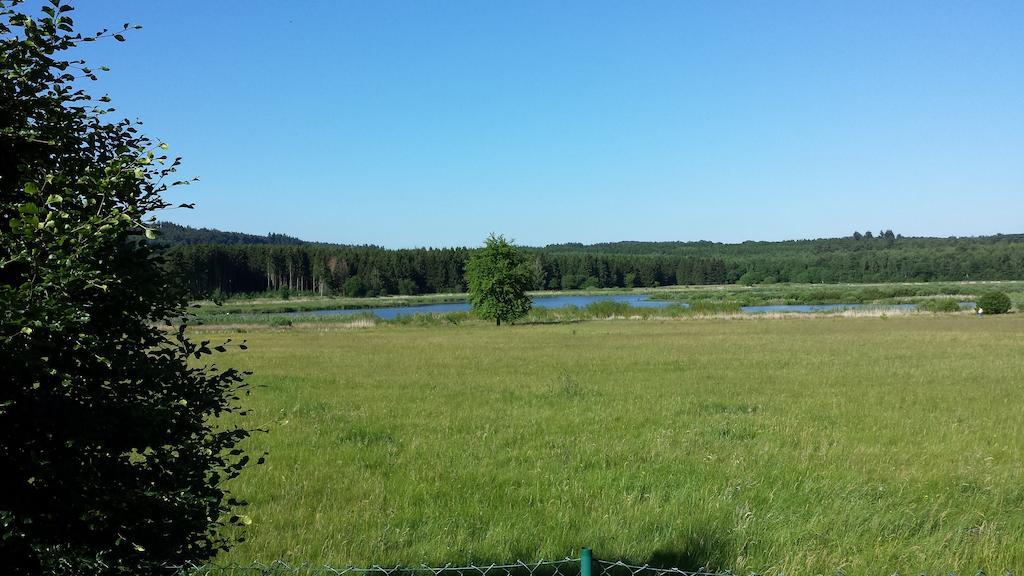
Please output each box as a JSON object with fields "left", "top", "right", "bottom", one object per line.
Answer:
{"left": 343, "top": 276, "right": 365, "bottom": 297}
{"left": 1, "top": 3, "right": 256, "bottom": 572}
{"left": 737, "top": 272, "right": 760, "bottom": 286}
{"left": 977, "top": 291, "right": 1012, "bottom": 314}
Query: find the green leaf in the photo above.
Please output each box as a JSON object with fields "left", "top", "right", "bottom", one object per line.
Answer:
{"left": 4, "top": 2, "right": 256, "bottom": 568}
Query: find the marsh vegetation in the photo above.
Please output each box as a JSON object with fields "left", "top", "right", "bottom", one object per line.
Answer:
{"left": 188, "top": 281, "right": 1021, "bottom": 326}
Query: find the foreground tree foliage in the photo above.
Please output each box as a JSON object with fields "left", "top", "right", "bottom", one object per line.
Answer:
{"left": 465, "top": 234, "right": 533, "bottom": 326}
{"left": 0, "top": 2, "right": 256, "bottom": 574}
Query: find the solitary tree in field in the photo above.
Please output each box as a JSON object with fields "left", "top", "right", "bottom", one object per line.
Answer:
{"left": 0, "top": 2, "right": 257, "bottom": 574}
{"left": 465, "top": 234, "right": 533, "bottom": 326}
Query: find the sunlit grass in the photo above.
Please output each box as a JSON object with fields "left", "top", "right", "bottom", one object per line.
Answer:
{"left": 203, "top": 315, "right": 1024, "bottom": 574}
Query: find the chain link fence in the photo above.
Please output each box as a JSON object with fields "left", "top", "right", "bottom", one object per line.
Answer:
{"left": 167, "top": 558, "right": 582, "bottom": 576}
{"left": 165, "top": 551, "right": 728, "bottom": 576}
{"left": 165, "top": 551, "right": 1004, "bottom": 576}
{"left": 594, "top": 560, "right": 723, "bottom": 576}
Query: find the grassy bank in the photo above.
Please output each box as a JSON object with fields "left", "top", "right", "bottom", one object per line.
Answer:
{"left": 648, "top": 280, "right": 1024, "bottom": 307}
{"left": 190, "top": 281, "right": 1023, "bottom": 326}
{"left": 194, "top": 301, "right": 752, "bottom": 328}
{"left": 204, "top": 315, "right": 1024, "bottom": 574}
{"left": 193, "top": 292, "right": 470, "bottom": 316}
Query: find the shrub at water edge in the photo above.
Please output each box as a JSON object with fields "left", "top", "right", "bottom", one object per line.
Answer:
{"left": 977, "top": 291, "right": 1012, "bottom": 314}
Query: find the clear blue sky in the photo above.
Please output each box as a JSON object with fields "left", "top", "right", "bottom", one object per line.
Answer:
{"left": 70, "top": 1, "right": 1022, "bottom": 248}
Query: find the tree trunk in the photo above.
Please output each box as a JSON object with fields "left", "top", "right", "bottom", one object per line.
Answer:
{"left": 496, "top": 317, "right": 500, "bottom": 326}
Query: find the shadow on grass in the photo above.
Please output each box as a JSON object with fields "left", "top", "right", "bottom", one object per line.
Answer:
{"left": 606, "top": 531, "right": 732, "bottom": 572}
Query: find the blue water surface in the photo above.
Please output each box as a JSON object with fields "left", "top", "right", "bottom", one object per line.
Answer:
{"left": 295, "top": 293, "right": 670, "bottom": 320}
{"left": 287, "top": 295, "right": 977, "bottom": 320}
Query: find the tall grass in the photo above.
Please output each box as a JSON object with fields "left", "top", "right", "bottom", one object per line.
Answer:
{"left": 202, "top": 315, "right": 1024, "bottom": 574}
{"left": 916, "top": 297, "right": 964, "bottom": 312}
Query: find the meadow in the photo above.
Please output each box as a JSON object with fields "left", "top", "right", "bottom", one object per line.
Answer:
{"left": 205, "top": 315, "right": 1024, "bottom": 574}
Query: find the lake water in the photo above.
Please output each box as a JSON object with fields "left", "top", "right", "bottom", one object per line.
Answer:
{"left": 299, "top": 293, "right": 670, "bottom": 320}
{"left": 290, "top": 295, "right": 977, "bottom": 320}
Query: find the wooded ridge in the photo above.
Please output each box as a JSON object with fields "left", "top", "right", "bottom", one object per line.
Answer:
{"left": 155, "top": 223, "right": 1024, "bottom": 298}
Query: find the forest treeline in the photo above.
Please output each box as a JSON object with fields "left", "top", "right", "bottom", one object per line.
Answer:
{"left": 157, "top": 223, "right": 1024, "bottom": 298}
{"left": 156, "top": 222, "right": 306, "bottom": 245}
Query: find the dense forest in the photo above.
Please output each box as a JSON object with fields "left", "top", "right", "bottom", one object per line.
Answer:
{"left": 155, "top": 222, "right": 306, "bottom": 245}
{"left": 156, "top": 223, "right": 1024, "bottom": 298}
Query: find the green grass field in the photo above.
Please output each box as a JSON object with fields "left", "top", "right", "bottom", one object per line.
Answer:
{"left": 203, "top": 315, "right": 1024, "bottom": 574}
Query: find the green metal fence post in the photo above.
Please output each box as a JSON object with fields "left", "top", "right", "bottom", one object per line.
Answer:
{"left": 581, "top": 547, "right": 593, "bottom": 576}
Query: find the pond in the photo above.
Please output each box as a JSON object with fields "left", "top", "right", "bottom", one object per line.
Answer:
{"left": 287, "top": 295, "right": 977, "bottom": 320}
{"left": 296, "top": 293, "right": 669, "bottom": 320}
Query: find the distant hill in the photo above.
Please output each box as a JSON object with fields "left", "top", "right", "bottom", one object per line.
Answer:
{"left": 542, "top": 233, "right": 1024, "bottom": 256}
{"left": 157, "top": 222, "right": 1024, "bottom": 254}
{"left": 157, "top": 222, "right": 1024, "bottom": 298}
{"left": 155, "top": 222, "right": 306, "bottom": 246}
